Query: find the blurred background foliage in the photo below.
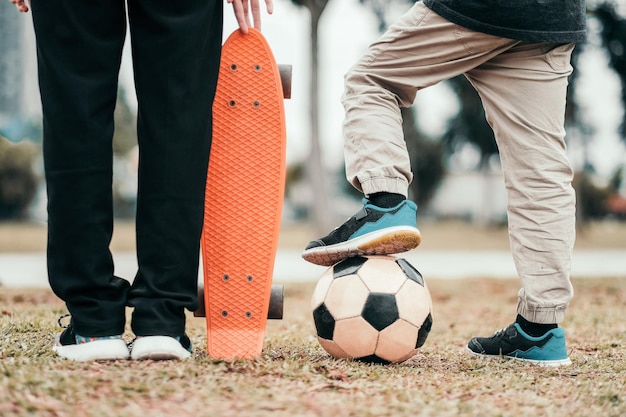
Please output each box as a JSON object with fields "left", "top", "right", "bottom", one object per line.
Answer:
{"left": 1, "top": 0, "right": 624, "bottom": 226}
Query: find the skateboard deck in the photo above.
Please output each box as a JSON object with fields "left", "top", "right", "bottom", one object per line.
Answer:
{"left": 201, "top": 28, "right": 287, "bottom": 360}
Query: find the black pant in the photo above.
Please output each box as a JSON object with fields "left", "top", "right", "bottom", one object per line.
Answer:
{"left": 31, "top": 0, "right": 223, "bottom": 337}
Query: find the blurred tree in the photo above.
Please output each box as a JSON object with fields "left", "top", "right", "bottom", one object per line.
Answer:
{"left": 403, "top": 108, "right": 445, "bottom": 209}
{"left": 293, "top": 0, "right": 626, "bottom": 225}
{"left": 113, "top": 86, "right": 137, "bottom": 155}
{"left": 574, "top": 171, "right": 613, "bottom": 219}
{"left": 444, "top": 78, "right": 496, "bottom": 168}
{"left": 0, "top": 136, "right": 38, "bottom": 219}
{"left": 362, "top": 0, "right": 626, "bottom": 225}
{"left": 570, "top": 1, "right": 626, "bottom": 225}
{"left": 112, "top": 86, "right": 138, "bottom": 218}
{"left": 593, "top": 2, "right": 626, "bottom": 140}
{"left": 290, "top": 0, "right": 333, "bottom": 233}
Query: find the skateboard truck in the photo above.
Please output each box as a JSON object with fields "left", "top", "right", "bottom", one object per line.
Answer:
{"left": 194, "top": 284, "right": 284, "bottom": 320}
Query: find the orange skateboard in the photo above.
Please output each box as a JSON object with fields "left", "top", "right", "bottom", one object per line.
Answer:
{"left": 194, "top": 28, "right": 290, "bottom": 360}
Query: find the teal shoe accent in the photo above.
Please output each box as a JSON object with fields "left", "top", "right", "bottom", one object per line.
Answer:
{"left": 467, "top": 323, "right": 571, "bottom": 367}
{"left": 509, "top": 325, "right": 569, "bottom": 362}
{"left": 53, "top": 325, "right": 129, "bottom": 361}
{"left": 75, "top": 334, "right": 124, "bottom": 344}
{"left": 351, "top": 199, "right": 418, "bottom": 239}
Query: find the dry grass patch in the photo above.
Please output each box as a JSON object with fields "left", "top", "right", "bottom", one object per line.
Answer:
{"left": 2, "top": 219, "right": 625, "bottom": 252}
{"left": 1, "top": 277, "right": 625, "bottom": 417}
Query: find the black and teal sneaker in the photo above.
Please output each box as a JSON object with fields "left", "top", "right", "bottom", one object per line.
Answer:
{"left": 467, "top": 323, "right": 571, "bottom": 367}
{"left": 302, "top": 199, "right": 422, "bottom": 266}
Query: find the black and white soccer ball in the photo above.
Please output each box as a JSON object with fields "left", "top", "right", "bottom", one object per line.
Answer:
{"left": 311, "top": 255, "right": 433, "bottom": 364}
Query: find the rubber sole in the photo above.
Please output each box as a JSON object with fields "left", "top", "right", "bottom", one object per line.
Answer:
{"left": 465, "top": 346, "right": 572, "bottom": 367}
{"left": 302, "top": 226, "right": 422, "bottom": 267}
{"left": 53, "top": 339, "right": 129, "bottom": 362}
{"left": 130, "top": 336, "right": 191, "bottom": 361}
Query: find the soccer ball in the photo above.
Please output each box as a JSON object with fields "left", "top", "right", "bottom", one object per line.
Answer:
{"left": 311, "top": 255, "right": 433, "bottom": 364}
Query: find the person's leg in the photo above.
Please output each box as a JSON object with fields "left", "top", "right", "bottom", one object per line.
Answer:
{"left": 32, "top": 0, "right": 129, "bottom": 337}
{"left": 342, "top": 3, "right": 517, "bottom": 197}
{"left": 465, "top": 43, "right": 576, "bottom": 366}
{"left": 302, "top": 3, "right": 518, "bottom": 266}
{"left": 126, "top": 0, "right": 223, "bottom": 348}
{"left": 466, "top": 43, "right": 576, "bottom": 324}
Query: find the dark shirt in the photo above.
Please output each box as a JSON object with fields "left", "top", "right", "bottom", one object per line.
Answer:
{"left": 423, "top": 0, "right": 586, "bottom": 43}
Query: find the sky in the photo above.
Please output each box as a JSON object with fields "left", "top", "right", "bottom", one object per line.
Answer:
{"left": 21, "top": 0, "right": 625, "bottom": 183}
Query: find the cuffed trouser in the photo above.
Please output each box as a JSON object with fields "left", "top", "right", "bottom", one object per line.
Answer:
{"left": 343, "top": 2, "right": 575, "bottom": 323}
{"left": 32, "top": 0, "right": 223, "bottom": 337}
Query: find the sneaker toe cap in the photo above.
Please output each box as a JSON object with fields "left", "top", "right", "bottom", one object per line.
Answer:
{"left": 467, "top": 338, "right": 486, "bottom": 354}
{"left": 304, "top": 240, "right": 326, "bottom": 250}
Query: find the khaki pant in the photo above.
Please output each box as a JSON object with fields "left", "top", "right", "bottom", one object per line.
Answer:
{"left": 343, "top": 2, "right": 576, "bottom": 324}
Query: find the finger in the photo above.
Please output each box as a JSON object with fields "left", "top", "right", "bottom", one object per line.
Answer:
{"left": 251, "top": 0, "right": 261, "bottom": 31}
{"left": 231, "top": 0, "right": 250, "bottom": 34}
{"left": 10, "top": 0, "right": 28, "bottom": 12}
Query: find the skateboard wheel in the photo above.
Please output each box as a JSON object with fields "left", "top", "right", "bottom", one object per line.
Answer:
{"left": 193, "top": 283, "right": 284, "bottom": 320}
{"left": 194, "top": 284, "right": 206, "bottom": 317}
{"left": 268, "top": 284, "right": 284, "bottom": 320}
{"left": 278, "top": 64, "right": 292, "bottom": 99}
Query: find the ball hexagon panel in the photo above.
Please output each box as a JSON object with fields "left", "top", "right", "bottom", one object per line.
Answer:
{"left": 310, "top": 268, "right": 334, "bottom": 310}
{"left": 395, "top": 279, "right": 432, "bottom": 325}
{"left": 324, "top": 274, "right": 370, "bottom": 320}
{"left": 375, "top": 319, "right": 420, "bottom": 363}
{"left": 333, "top": 316, "right": 379, "bottom": 358}
{"left": 317, "top": 337, "right": 350, "bottom": 359}
{"left": 392, "top": 347, "right": 420, "bottom": 364}
{"left": 357, "top": 256, "right": 407, "bottom": 294}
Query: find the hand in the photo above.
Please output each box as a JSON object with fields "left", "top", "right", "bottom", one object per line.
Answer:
{"left": 9, "top": 0, "right": 29, "bottom": 12}
{"left": 227, "top": 0, "right": 273, "bottom": 34}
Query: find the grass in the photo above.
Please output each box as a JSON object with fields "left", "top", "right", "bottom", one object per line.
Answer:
{"left": 1, "top": 277, "right": 625, "bottom": 417}
{"left": 1, "top": 220, "right": 625, "bottom": 416}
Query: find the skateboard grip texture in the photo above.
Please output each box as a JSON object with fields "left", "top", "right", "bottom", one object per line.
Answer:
{"left": 202, "top": 28, "right": 286, "bottom": 359}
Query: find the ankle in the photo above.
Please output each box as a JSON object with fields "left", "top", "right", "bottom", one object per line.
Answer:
{"left": 516, "top": 314, "right": 557, "bottom": 337}
{"left": 368, "top": 192, "right": 405, "bottom": 208}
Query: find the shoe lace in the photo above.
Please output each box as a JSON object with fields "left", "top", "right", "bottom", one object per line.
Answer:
{"left": 57, "top": 313, "right": 71, "bottom": 329}
{"left": 492, "top": 325, "right": 517, "bottom": 339}
{"left": 491, "top": 327, "right": 509, "bottom": 338}
{"left": 127, "top": 337, "right": 139, "bottom": 350}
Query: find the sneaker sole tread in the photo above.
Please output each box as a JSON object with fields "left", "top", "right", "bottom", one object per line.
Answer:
{"left": 131, "top": 336, "right": 191, "bottom": 361}
{"left": 53, "top": 339, "right": 130, "bottom": 361}
{"left": 303, "top": 227, "right": 421, "bottom": 266}
{"left": 465, "top": 346, "right": 571, "bottom": 367}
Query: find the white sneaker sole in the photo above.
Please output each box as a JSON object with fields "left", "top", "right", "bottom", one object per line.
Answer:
{"left": 465, "top": 347, "right": 572, "bottom": 367}
{"left": 53, "top": 339, "right": 130, "bottom": 361}
{"left": 131, "top": 336, "right": 191, "bottom": 361}
{"left": 302, "top": 226, "right": 422, "bottom": 266}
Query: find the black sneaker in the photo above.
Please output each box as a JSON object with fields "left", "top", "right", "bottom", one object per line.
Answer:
{"left": 467, "top": 323, "right": 571, "bottom": 367}
{"left": 302, "top": 199, "right": 422, "bottom": 266}
{"left": 53, "top": 315, "right": 129, "bottom": 361}
{"left": 130, "top": 334, "right": 193, "bottom": 360}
